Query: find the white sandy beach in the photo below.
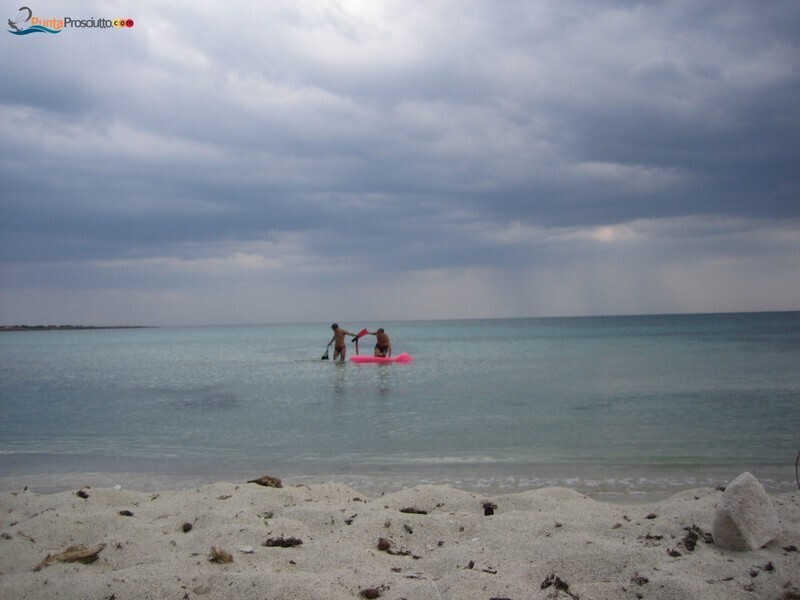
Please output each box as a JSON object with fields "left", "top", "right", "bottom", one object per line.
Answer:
{"left": 1, "top": 477, "right": 798, "bottom": 600}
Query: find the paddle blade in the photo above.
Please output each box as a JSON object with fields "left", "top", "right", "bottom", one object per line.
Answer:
{"left": 321, "top": 349, "right": 329, "bottom": 360}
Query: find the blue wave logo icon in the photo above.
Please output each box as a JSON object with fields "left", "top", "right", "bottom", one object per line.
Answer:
{"left": 8, "top": 6, "right": 60, "bottom": 35}
{"left": 10, "top": 24, "right": 59, "bottom": 35}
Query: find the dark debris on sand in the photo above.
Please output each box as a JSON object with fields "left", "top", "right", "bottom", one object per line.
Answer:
{"left": 263, "top": 536, "right": 303, "bottom": 548}
{"left": 541, "top": 573, "right": 580, "bottom": 599}
{"left": 247, "top": 475, "right": 283, "bottom": 488}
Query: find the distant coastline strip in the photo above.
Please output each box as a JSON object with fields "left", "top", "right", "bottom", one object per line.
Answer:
{"left": 0, "top": 325, "right": 151, "bottom": 332}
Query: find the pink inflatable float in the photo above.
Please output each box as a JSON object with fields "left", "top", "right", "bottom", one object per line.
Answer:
{"left": 350, "top": 352, "right": 413, "bottom": 364}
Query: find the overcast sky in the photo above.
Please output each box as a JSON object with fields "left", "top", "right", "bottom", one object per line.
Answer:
{"left": 2, "top": 0, "right": 798, "bottom": 326}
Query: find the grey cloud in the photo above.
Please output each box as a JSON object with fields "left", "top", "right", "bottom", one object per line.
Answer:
{"left": 1, "top": 0, "right": 798, "bottom": 324}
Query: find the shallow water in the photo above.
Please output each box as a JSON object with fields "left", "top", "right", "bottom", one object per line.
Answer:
{"left": 1, "top": 312, "right": 798, "bottom": 497}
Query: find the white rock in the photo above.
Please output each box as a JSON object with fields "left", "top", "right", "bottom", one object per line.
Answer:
{"left": 712, "top": 472, "right": 780, "bottom": 551}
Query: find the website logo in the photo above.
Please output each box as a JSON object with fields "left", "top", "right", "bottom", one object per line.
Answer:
{"left": 8, "top": 6, "right": 134, "bottom": 35}
{"left": 7, "top": 6, "right": 46, "bottom": 34}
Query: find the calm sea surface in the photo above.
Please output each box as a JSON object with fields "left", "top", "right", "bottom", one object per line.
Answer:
{"left": 1, "top": 312, "right": 798, "bottom": 500}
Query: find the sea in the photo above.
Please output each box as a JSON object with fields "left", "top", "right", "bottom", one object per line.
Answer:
{"left": 1, "top": 312, "right": 798, "bottom": 502}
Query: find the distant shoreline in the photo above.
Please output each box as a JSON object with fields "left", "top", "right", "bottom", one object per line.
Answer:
{"left": 0, "top": 325, "right": 152, "bottom": 332}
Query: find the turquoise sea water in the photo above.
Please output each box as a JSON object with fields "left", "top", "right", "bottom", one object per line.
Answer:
{"left": 1, "top": 312, "right": 798, "bottom": 499}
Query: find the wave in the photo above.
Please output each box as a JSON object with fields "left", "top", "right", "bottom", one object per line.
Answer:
{"left": 9, "top": 25, "right": 61, "bottom": 35}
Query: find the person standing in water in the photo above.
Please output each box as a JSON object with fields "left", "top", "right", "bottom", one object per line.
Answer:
{"left": 328, "top": 323, "right": 357, "bottom": 362}
{"left": 367, "top": 328, "right": 392, "bottom": 358}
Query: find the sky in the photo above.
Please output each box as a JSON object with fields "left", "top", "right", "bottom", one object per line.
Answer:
{"left": 1, "top": 0, "right": 799, "bottom": 326}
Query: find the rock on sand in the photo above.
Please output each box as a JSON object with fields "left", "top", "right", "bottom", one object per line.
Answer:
{"left": 712, "top": 471, "right": 781, "bottom": 551}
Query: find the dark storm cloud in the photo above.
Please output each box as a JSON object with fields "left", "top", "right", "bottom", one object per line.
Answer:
{"left": 1, "top": 0, "right": 798, "bottom": 324}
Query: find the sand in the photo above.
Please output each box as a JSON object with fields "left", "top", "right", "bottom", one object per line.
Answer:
{"left": 1, "top": 477, "right": 798, "bottom": 600}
